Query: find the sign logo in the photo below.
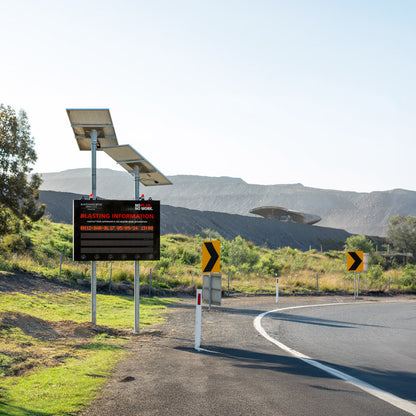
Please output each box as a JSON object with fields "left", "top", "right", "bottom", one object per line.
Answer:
{"left": 202, "top": 240, "right": 220, "bottom": 273}
{"left": 347, "top": 251, "right": 364, "bottom": 272}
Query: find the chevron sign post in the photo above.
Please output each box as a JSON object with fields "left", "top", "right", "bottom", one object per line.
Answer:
{"left": 347, "top": 251, "right": 369, "bottom": 299}
{"left": 202, "top": 241, "right": 221, "bottom": 308}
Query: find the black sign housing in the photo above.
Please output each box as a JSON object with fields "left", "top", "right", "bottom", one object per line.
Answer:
{"left": 73, "top": 200, "right": 160, "bottom": 261}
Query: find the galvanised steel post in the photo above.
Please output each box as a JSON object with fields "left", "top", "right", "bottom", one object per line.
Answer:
{"left": 90, "top": 129, "right": 98, "bottom": 325}
{"left": 134, "top": 165, "right": 140, "bottom": 333}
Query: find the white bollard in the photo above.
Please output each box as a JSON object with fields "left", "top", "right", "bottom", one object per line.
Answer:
{"left": 276, "top": 277, "right": 279, "bottom": 303}
{"left": 195, "top": 289, "right": 202, "bottom": 350}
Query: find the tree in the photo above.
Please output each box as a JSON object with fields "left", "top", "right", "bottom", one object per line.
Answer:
{"left": 344, "top": 235, "right": 374, "bottom": 253}
{"left": 0, "top": 104, "right": 45, "bottom": 234}
{"left": 386, "top": 216, "right": 416, "bottom": 260}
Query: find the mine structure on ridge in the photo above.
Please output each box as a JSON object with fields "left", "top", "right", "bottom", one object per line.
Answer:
{"left": 250, "top": 206, "right": 321, "bottom": 225}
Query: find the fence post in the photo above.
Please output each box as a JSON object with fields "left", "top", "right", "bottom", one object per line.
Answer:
{"left": 149, "top": 268, "right": 152, "bottom": 297}
{"left": 228, "top": 269, "right": 230, "bottom": 296}
{"left": 59, "top": 252, "right": 63, "bottom": 282}
{"left": 260, "top": 272, "right": 263, "bottom": 294}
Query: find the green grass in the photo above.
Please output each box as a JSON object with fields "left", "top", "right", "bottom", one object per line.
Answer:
{"left": 0, "top": 292, "right": 173, "bottom": 330}
{"left": 0, "top": 348, "right": 125, "bottom": 415}
{"left": 1, "top": 219, "right": 414, "bottom": 295}
{"left": 0, "top": 291, "right": 174, "bottom": 415}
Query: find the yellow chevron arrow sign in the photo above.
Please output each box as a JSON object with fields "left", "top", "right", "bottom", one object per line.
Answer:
{"left": 202, "top": 240, "right": 220, "bottom": 273}
{"left": 347, "top": 251, "right": 364, "bottom": 272}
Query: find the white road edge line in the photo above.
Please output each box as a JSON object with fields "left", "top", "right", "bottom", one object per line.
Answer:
{"left": 253, "top": 302, "right": 416, "bottom": 416}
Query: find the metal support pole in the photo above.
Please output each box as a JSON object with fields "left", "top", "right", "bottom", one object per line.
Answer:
{"left": 90, "top": 129, "right": 98, "bottom": 325}
{"left": 134, "top": 165, "right": 140, "bottom": 200}
{"left": 134, "top": 165, "right": 140, "bottom": 333}
{"left": 354, "top": 272, "right": 356, "bottom": 300}
{"left": 134, "top": 261, "right": 140, "bottom": 331}
{"left": 90, "top": 130, "right": 98, "bottom": 199}
{"left": 91, "top": 261, "right": 97, "bottom": 324}
{"left": 228, "top": 269, "right": 230, "bottom": 296}
{"left": 209, "top": 273, "right": 212, "bottom": 310}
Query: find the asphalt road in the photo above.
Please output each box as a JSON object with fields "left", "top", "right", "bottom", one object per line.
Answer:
{"left": 261, "top": 301, "right": 416, "bottom": 406}
{"left": 83, "top": 296, "right": 416, "bottom": 416}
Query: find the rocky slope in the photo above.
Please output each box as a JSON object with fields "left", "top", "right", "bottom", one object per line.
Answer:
{"left": 38, "top": 169, "right": 416, "bottom": 236}
{"left": 39, "top": 190, "right": 351, "bottom": 251}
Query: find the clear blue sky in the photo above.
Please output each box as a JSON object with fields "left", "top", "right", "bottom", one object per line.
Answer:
{"left": 1, "top": 0, "right": 415, "bottom": 192}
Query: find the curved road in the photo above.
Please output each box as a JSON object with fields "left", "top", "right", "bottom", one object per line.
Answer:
{"left": 260, "top": 302, "right": 416, "bottom": 404}
{"left": 83, "top": 296, "right": 416, "bottom": 416}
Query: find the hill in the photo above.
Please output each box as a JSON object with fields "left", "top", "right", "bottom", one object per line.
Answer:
{"left": 38, "top": 169, "right": 416, "bottom": 236}
{"left": 39, "top": 190, "right": 351, "bottom": 251}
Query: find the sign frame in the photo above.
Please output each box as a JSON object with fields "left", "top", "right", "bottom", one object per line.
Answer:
{"left": 202, "top": 273, "right": 222, "bottom": 307}
{"left": 73, "top": 199, "right": 160, "bottom": 261}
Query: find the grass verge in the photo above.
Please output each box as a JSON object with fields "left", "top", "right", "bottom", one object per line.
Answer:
{"left": 0, "top": 347, "right": 125, "bottom": 416}
{"left": 0, "top": 290, "right": 174, "bottom": 415}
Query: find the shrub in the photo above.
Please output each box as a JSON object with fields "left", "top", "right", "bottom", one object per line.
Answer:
{"left": 1, "top": 234, "right": 31, "bottom": 253}
{"left": 257, "top": 254, "right": 282, "bottom": 276}
{"left": 344, "top": 235, "right": 374, "bottom": 253}
{"left": 229, "top": 236, "right": 260, "bottom": 271}
{"left": 401, "top": 264, "right": 416, "bottom": 287}
{"left": 180, "top": 248, "right": 200, "bottom": 265}
{"left": 367, "top": 264, "right": 384, "bottom": 282}
{"left": 112, "top": 270, "right": 132, "bottom": 282}
{"left": 155, "top": 257, "right": 170, "bottom": 270}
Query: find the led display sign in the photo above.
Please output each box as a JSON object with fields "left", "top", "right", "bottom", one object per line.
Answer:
{"left": 73, "top": 200, "right": 160, "bottom": 261}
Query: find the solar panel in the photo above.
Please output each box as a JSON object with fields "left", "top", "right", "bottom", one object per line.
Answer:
{"left": 66, "top": 108, "right": 118, "bottom": 150}
{"left": 102, "top": 145, "right": 172, "bottom": 186}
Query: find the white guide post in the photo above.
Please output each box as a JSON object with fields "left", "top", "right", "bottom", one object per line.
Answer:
{"left": 276, "top": 277, "right": 279, "bottom": 303}
{"left": 195, "top": 289, "right": 202, "bottom": 350}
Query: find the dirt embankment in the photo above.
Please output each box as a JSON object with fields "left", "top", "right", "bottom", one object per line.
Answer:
{"left": 0, "top": 271, "right": 136, "bottom": 378}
